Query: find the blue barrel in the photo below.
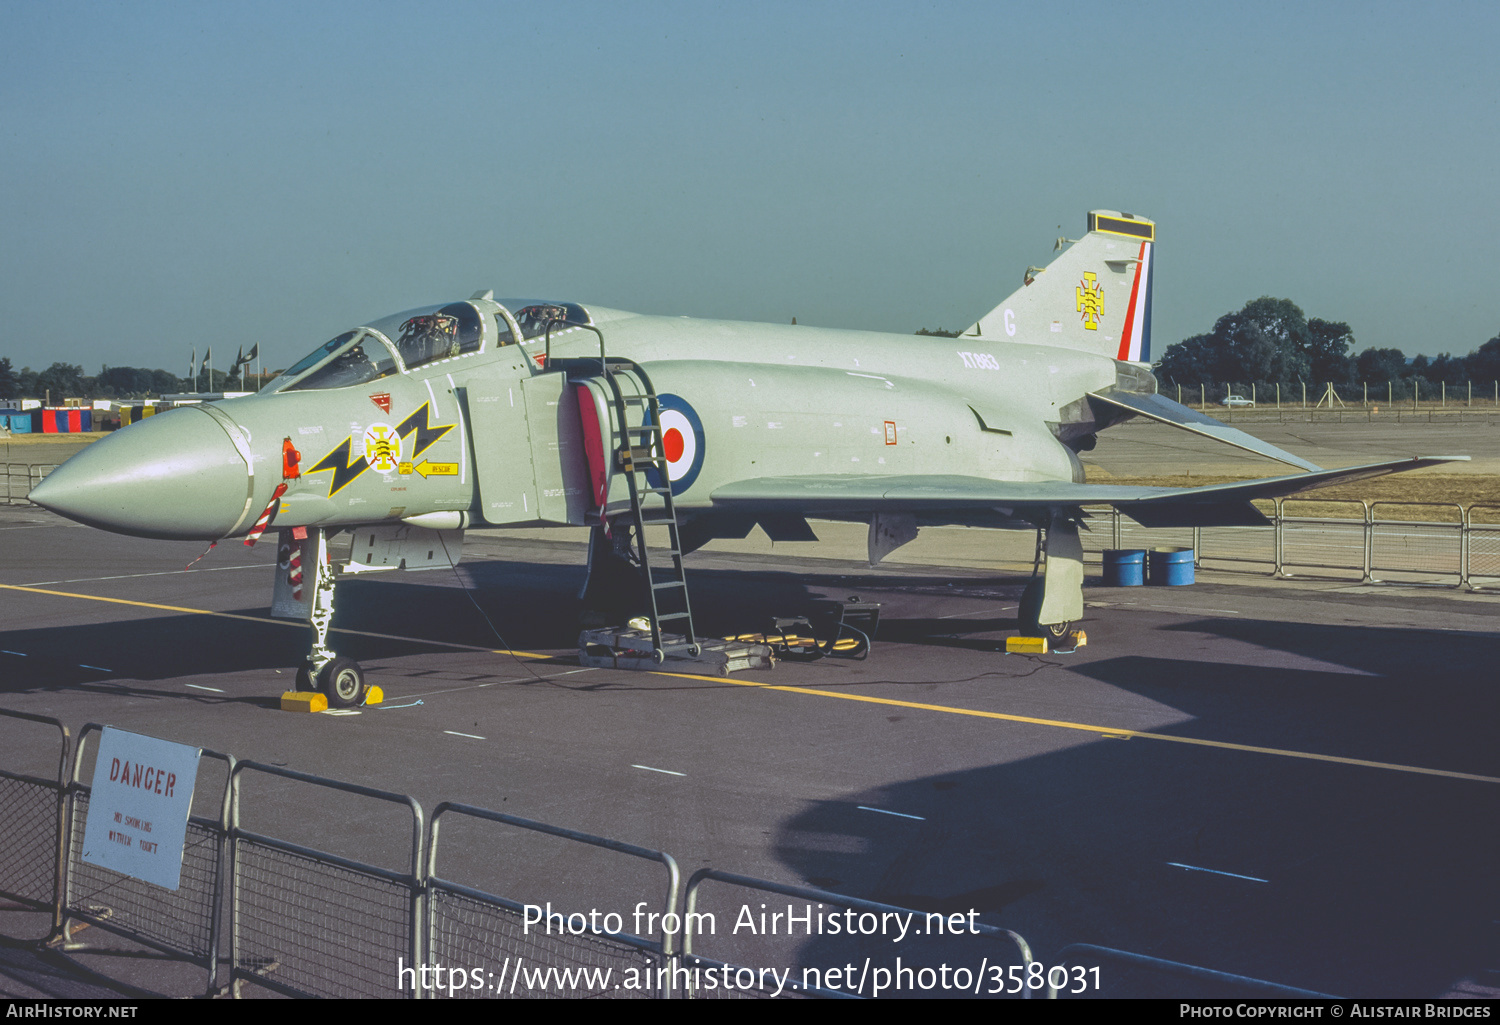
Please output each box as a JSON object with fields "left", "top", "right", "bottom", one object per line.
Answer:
{"left": 1101, "top": 549, "right": 1146, "bottom": 586}
{"left": 1148, "top": 547, "right": 1195, "bottom": 586}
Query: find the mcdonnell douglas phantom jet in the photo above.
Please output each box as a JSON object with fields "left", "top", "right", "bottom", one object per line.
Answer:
{"left": 30, "top": 211, "right": 1462, "bottom": 705}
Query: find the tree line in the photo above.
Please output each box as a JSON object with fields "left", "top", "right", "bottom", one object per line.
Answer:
{"left": 0, "top": 360, "right": 268, "bottom": 403}
{"left": 1154, "top": 297, "right": 1500, "bottom": 397}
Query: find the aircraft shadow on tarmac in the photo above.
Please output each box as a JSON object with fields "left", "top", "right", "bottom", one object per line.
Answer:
{"left": 0, "top": 558, "right": 1040, "bottom": 698}
{"left": 701, "top": 618, "right": 1499, "bottom": 998}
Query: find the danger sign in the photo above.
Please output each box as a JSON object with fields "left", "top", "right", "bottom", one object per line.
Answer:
{"left": 80, "top": 728, "right": 202, "bottom": 891}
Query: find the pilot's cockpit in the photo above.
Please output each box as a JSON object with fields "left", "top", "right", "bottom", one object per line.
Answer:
{"left": 513, "top": 302, "right": 589, "bottom": 340}
{"left": 392, "top": 302, "right": 483, "bottom": 367}
{"left": 266, "top": 297, "right": 591, "bottom": 392}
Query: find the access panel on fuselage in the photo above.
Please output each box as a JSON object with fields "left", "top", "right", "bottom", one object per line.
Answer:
{"left": 462, "top": 372, "right": 543, "bottom": 526}
{"left": 522, "top": 372, "right": 590, "bottom": 525}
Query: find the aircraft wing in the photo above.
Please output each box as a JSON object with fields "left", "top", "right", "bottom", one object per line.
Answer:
{"left": 708, "top": 457, "right": 1468, "bottom": 528}
{"left": 1088, "top": 387, "right": 1322, "bottom": 472}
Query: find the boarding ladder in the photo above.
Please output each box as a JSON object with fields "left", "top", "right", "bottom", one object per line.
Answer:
{"left": 545, "top": 324, "right": 700, "bottom": 660}
{"left": 600, "top": 357, "right": 700, "bottom": 658}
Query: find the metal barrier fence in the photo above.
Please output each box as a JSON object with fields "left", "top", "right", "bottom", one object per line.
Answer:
{"left": 0, "top": 711, "right": 69, "bottom": 935}
{"left": 1082, "top": 499, "right": 1498, "bottom": 590}
{"left": 682, "top": 868, "right": 1035, "bottom": 999}
{"left": 426, "top": 802, "right": 679, "bottom": 999}
{"left": 0, "top": 712, "right": 1039, "bottom": 999}
{"left": 9, "top": 712, "right": 1381, "bottom": 999}
{"left": 1466, "top": 505, "right": 1500, "bottom": 587}
{"left": 227, "top": 761, "right": 425, "bottom": 999}
{"left": 58, "top": 724, "right": 234, "bottom": 996}
{"left": 3, "top": 464, "right": 56, "bottom": 505}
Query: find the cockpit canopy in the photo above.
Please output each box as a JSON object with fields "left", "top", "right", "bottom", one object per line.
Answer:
{"left": 267, "top": 297, "right": 591, "bottom": 393}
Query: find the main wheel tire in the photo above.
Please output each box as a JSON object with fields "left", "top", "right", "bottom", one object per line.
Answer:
{"left": 294, "top": 666, "right": 315, "bottom": 691}
{"left": 321, "top": 657, "right": 366, "bottom": 709}
{"left": 1017, "top": 579, "right": 1073, "bottom": 639}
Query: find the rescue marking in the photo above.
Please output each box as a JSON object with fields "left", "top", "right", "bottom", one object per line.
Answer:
{"left": 1167, "top": 862, "right": 1268, "bottom": 884}
{"left": 415, "top": 460, "right": 458, "bottom": 478}
{"left": 857, "top": 806, "right": 925, "bottom": 821}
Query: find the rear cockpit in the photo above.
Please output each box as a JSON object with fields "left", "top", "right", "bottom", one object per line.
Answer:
{"left": 266, "top": 295, "right": 593, "bottom": 392}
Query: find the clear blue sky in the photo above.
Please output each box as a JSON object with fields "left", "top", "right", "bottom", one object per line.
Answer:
{"left": 2, "top": 1, "right": 1496, "bottom": 375}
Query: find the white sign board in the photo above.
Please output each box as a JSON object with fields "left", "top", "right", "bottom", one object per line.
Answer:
{"left": 80, "top": 728, "right": 202, "bottom": 891}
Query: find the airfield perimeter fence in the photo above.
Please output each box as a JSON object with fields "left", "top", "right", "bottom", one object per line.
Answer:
{"left": 0, "top": 712, "right": 1034, "bottom": 999}
{"left": 1082, "top": 498, "right": 1500, "bottom": 589}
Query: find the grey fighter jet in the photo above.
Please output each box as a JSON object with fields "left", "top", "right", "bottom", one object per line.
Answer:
{"left": 29, "top": 211, "right": 1461, "bottom": 705}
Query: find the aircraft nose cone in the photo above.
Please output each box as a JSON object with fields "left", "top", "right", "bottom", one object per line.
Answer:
{"left": 29, "top": 406, "right": 254, "bottom": 539}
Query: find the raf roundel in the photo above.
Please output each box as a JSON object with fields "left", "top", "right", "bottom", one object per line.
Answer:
{"left": 646, "top": 394, "right": 705, "bottom": 495}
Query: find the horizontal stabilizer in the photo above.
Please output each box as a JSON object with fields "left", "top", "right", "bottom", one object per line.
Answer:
{"left": 1089, "top": 388, "right": 1322, "bottom": 472}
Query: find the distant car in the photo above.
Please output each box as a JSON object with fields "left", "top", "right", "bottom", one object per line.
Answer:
{"left": 1220, "top": 395, "right": 1255, "bottom": 407}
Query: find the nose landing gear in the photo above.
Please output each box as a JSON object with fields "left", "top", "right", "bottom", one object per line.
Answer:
{"left": 284, "top": 527, "right": 371, "bottom": 709}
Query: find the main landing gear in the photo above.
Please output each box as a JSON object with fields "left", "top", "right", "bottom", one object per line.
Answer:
{"left": 1016, "top": 510, "right": 1085, "bottom": 644}
{"left": 1018, "top": 578, "right": 1074, "bottom": 640}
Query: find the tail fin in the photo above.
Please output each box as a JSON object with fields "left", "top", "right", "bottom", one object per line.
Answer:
{"left": 963, "top": 210, "right": 1155, "bottom": 363}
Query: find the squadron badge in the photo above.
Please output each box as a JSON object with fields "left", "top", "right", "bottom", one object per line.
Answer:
{"left": 362, "top": 424, "right": 402, "bottom": 473}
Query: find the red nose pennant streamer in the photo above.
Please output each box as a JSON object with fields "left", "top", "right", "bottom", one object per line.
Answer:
{"left": 243, "top": 483, "right": 289, "bottom": 547}
{"left": 183, "top": 541, "right": 217, "bottom": 571}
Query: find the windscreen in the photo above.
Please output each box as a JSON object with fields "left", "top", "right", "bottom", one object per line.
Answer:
{"left": 283, "top": 331, "right": 401, "bottom": 392}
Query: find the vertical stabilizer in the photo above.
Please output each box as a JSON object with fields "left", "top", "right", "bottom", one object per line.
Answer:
{"left": 964, "top": 210, "right": 1155, "bottom": 363}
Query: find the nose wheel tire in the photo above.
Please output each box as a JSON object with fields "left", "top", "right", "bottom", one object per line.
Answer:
{"left": 320, "top": 657, "right": 367, "bottom": 709}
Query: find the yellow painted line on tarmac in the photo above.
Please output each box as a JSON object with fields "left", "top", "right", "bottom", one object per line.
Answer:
{"left": 0, "top": 583, "right": 554, "bottom": 660}
{"left": 5, "top": 582, "right": 1496, "bottom": 786}
{"left": 644, "top": 669, "right": 1500, "bottom": 786}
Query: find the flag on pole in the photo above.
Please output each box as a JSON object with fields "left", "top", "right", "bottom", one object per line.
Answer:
{"left": 200, "top": 348, "right": 212, "bottom": 373}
